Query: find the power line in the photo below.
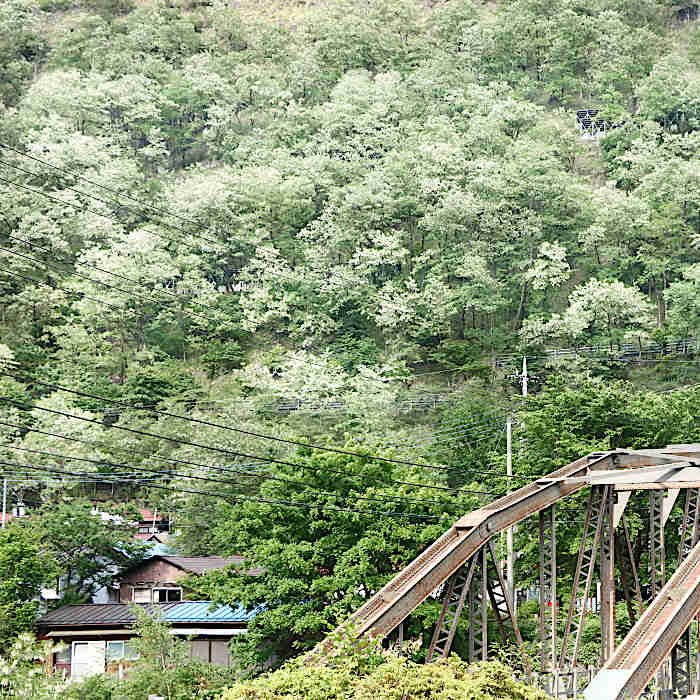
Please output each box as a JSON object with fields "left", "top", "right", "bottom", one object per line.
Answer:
{"left": 3, "top": 231, "right": 223, "bottom": 320}
{"left": 0, "top": 142, "right": 225, "bottom": 239}
{"left": 0, "top": 459, "right": 442, "bottom": 521}
{"left": 0, "top": 245, "right": 217, "bottom": 326}
{"left": 1, "top": 265, "right": 130, "bottom": 314}
{"left": 0, "top": 443, "right": 458, "bottom": 509}
{"left": 0, "top": 163, "right": 223, "bottom": 251}
{"left": 1, "top": 370, "right": 520, "bottom": 479}
{"left": 0, "top": 398, "right": 510, "bottom": 495}
{"left": 0, "top": 417, "right": 265, "bottom": 474}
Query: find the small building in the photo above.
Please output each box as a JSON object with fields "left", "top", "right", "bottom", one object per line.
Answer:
{"left": 36, "top": 601, "right": 262, "bottom": 679}
{"left": 135, "top": 507, "right": 171, "bottom": 543}
{"left": 117, "top": 555, "right": 262, "bottom": 604}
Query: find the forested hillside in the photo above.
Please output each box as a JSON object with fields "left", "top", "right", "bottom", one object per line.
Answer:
{"left": 2, "top": 0, "right": 700, "bottom": 678}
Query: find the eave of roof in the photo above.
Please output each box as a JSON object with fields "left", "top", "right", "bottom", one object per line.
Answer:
{"left": 36, "top": 601, "right": 263, "bottom": 628}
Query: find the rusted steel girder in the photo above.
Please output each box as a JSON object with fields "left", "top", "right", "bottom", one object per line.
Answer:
{"left": 680, "top": 488, "right": 700, "bottom": 560}
{"left": 584, "top": 538, "right": 700, "bottom": 700}
{"left": 600, "top": 486, "right": 616, "bottom": 663}
{"left": 426, "top": 554, "right": 477, "bottom": 661}
{"left": 426, "top": 539, "right": 528, "bottom": 668}
{"left": 484, "top": 538, "right": 529, "bottom": 672}
{"left": 671, "top": 626, "right": 692, "bottom": 697}
{"left": 621, "top": 515, "right": 643, "bottom": 622}
{"left": 329, "top": 452, "right": 668, "bottom": 643}
{"left": 650, "top": 490, "right": 666, "bottom": 600}
{"left": 316, "top": 449, "right": 690, "bottom": 657}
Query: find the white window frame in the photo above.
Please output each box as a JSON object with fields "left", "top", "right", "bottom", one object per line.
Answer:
{"left": 106, "top": 640, "right": 139, "bottom": 662}
{"left": 132, "top": 587, "right": 152, "bottom": 603}
{"left": 152, "top": 587, "right": 183, "bottom": 603}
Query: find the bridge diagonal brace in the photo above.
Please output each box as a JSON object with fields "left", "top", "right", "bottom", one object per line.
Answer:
{"left": 426, "top": 552, "right": 479, "bottom": 662}
{"left": 485, "top": 539, "right": 531, "bottom": 675}
{"left": 621, "top": 515, "right": 643, "bottom": 621}
{"left": 559, "top": 485, "right": 608, "bottom": 670}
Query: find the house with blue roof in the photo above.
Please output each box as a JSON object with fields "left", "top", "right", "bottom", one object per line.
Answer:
{"left": 36, "top": 601, "right": 263, "bottom": 679}
{"left": 36, "top": 554, "right": 264, "bottom": 679}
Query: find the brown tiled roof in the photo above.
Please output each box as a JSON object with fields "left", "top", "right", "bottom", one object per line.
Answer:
{"left": 117, "top": 555, "right": 264, "bottom": 579}
{"left": 161, "top": 556, "right": 246, "bottom": 574}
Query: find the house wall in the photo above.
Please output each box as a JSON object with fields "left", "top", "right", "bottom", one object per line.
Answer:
{"left": 49, "top": 632, "right": 239, "bottom": 676}
{"left": 119, "top": 560, "right": 187, "bottom": 602}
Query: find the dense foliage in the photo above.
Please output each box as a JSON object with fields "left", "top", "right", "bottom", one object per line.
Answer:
{"left": 1, "top": 0, "right": 700, "bottom": 692}
{"left": 0, "top": 500, "right": 142, "bottom": 643}
{"left": 220, "top": 656, "right": 552, "bottom": 700}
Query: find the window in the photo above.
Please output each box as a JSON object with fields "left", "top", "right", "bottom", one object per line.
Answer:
{"left": 55, "top": 645, "right": 71, "bottom": 665}
{"left": 106, "top": 641, "right": 123, "bottom": 662}
{"left": 186, "top": 640, "right": 231, "bottom": 667}
{"left": 190, "top": 640, "right": 209, "bottom": 662}
{"left": 106, "top": 641, "right": 139, "bottom": 662}
{"left": 153, "top": 588, "right": 182, "bottom": 602}
{"left": 133, "top": 588, "right": 151, "bottom": 603}
{"left": 210, "top": 641, "right": 230, "bottom": 667}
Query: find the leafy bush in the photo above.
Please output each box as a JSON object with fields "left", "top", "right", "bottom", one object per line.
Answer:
{"left": 220, "top": 657, "right": 552, "bottom": 700}
{"left": 0, "top": 634, "right": 65, "bottom": 699}
{"left": 201, "top": 340, "right": 245, "bottom": 378}
{"left": 122, "top": 361, "right": 202, "bottom": 407}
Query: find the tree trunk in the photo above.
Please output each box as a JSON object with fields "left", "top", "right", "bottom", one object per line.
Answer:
{"left": 657, "top": 271, "right": 667, "bottom": 327}
{"left": 515, "top": 279, "right": 529, "bottom": 326}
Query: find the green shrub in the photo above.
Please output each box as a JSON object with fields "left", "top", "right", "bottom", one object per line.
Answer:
{"left": 220, "top": 657, "right": 552, "bottom": 700}
{"left": 202, "top": 340, "right": 245, "bottom": 378}
{"left": 122, "top": 361, "right": 202, "bottom": 407}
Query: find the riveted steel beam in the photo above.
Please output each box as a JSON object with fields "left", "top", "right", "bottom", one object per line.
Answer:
{"left": 585, "top": 538, "right": 700, "bottom": 700}
{"left": 539, "top": 505, "right": 557, "bottom": 670}
{"left": 600, "top": 487, "right": 616, "bottom": 663}
{"left": 318, "top": 449, "right": 687, "bottom": 653}
{"left": 559, "top": 486, "right": 608, "bottom": 671}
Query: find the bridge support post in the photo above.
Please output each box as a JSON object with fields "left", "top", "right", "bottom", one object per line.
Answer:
{"left": 539, "top": 505, "right": 557, "bottom": 670}
{"left": 672, "top": 626, "right": 692, "bottom": 697}
{"left": 650, "top": 490, "right": 669, "bottom": 690}
{"left": 468, "top": 547, "right": 488, "bottom": 661}
{"left": 600, "top": 487, "right": 616, "bottom": 663}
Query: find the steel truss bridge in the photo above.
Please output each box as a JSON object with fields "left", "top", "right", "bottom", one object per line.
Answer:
{"left": 320, "top": 445, "right": 700, "bottom": 700}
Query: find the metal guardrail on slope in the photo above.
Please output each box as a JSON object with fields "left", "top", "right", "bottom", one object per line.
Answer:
{"left": 495, "top": 338, "right": 698, "bottom": 368}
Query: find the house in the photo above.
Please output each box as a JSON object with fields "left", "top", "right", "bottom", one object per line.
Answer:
{"left": 117, "top": 555, "right": 263, "bottom": 603}
{"left": 36, "top": 601, "right": 263, "bottom": 679}
{"left": 135, "top": 507, "right": 171, "bottom": 543}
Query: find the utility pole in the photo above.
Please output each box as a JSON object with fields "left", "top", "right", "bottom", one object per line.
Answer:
{"left": 505, "top": 356, "right": 528, "bottom": 611}
{"left": 506, "top": 416, "right": 514, "bottom": 609}
{"left": 1, "top": 478, "right": 6, "bottom": 528}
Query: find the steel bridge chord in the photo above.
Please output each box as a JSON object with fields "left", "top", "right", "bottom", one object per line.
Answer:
{"left": 316, "top": 445, "right": 700, "bottom": 700}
